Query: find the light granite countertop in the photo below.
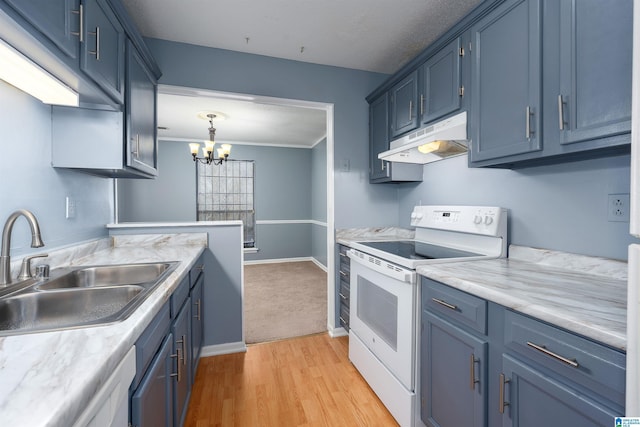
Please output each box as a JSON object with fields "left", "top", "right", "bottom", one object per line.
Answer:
{"left": 416, "top": 245, "right": 627, "bottom": 351}
{"left": 0, "top": 233, "right": 207, "bottom": 427}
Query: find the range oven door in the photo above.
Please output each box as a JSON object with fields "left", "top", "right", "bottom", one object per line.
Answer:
{"left": 348, "top": 251, "right": 416, "bottom": 390}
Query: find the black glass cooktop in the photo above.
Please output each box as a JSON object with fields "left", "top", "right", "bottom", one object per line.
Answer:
{"left": 358, "top": 240, "right": 482, "bottom": 260}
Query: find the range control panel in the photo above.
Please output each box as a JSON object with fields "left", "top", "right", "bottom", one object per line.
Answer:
{"left": 410, "top": 205, "right": 507, "bottom": 237}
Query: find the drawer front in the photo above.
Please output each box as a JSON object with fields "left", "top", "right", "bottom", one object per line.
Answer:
{"left": 171, "top": 276, "right": 190, "bottom": 317}
{"left": 504, "top": 310, "right": 626, "bottom": 408}
{"left": 133, "top": 302, "right": 170, "bottom": 388}
{"left": 422, "top": 278, "right": 487, "bottom": 334}
{"left": 338, "top": 245, "right": 350, "bottom": 274}
{"left": 339, "top": 280, "right": 350, "bottom": 308}
{"left": 340, "top": 303, "right": 350, "bottom": 330}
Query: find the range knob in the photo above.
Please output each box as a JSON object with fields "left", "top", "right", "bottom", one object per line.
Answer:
{"left": 484, "top": 216, "right": 493, "bottom": 225}
{"left": 474, "top": 215, "right": 483, "bottom": 224}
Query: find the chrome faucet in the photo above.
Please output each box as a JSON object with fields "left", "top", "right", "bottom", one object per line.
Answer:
{"left": 0, "top": 209, "right": 45, "bottom": 286}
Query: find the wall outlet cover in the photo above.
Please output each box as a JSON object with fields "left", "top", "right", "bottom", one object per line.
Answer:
{"left": 607, "top": 193, "right": 630, "bottom": 222}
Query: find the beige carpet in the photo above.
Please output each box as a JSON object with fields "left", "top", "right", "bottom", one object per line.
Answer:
{"left": 244, "top": 261, "right": 327, "bottom": 344}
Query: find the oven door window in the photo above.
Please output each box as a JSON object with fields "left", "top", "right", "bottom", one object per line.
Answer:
{"left": 357, "top": 276, "right": 398, "bottom": 351}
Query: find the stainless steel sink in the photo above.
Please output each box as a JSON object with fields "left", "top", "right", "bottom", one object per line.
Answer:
{"left": 0, "top": 261, "right": 178, "bottom": 336}
{"left": 36, "top": 262, "right": 174, "bottom": 290}
{"left": 0, "top": 286, "right": 144, "bottom": 333}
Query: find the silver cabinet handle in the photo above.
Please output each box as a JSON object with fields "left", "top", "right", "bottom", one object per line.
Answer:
{"left": 525, "top": 106, "right": 534, "bottom": 139}
{"left": 71, "top": 4, "right": 83, "bottom": 42}
{"left": 131, "top": 135, "right": 140, "bottom": 157}
{"left": 409, "top": 100, "right": 413, "bottom": 121}
{"left": 558, "top": 95, "right": 567, "bottom": 130}
{"left": 339, "top": 292, "right": 347, "bottom": 300}
{"left": 526, "top": 341, "right": 579, "bottom": 368}
{"left": 170, "top": 349, "right": 182, "bottom": 382}
{"left": 88, "top": 26, "right": 100, "bottom": 60}
{"left": 194, "top": 299, "right": 201, "bottom": 321}
{"left": 499, "top": 373, "right": 510, "bottom": 414}
{"left": 470, "top": 354, "right": 479, "bottom": 390}
{"left": 420, "top": 94, "right": 425, "bottom": 116}
{"left": 380, "top": 159, "right": 386, "bottom": 171}
{"left": 339, "top": 252, "right": 347, "bottom": 258}
{"left": 339, "top": 316, "right": 348, "bottom": 325}
{"left": 196, "top": 264, "right": 205, "bottom": 271}
{"left": 339, "top": 270, "right": 347, "bottom": 277}
{"left": 432, "top": 297, "right": 458, "bottom": 311}
{"left": 176, "top": 336, "right": 187, "bottom": 366}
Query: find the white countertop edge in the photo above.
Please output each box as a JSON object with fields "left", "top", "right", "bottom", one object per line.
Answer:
{"left": 107, "top": 221, "right": 243, "bottom": 228}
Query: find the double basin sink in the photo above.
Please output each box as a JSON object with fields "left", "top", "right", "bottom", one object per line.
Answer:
{"left": 0, "top": 261, "right": 178, "bottom": 336}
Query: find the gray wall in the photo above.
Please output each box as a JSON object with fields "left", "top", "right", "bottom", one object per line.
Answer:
{"left": 397, "top": 153, "right": 636, "bottom": 260}
{"left": 143, "top": 38, "right": 395, "bottom": 230}
{"left": 0, "top": 81, "right": 112, "bottom": 257}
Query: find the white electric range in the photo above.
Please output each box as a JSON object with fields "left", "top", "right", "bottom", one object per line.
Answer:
{"left": 346, "top": 205, "right": 507, "bottom": 427}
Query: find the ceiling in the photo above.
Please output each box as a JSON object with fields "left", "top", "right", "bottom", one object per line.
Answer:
{"left": 122, "top": 0, "right": 482, "bottom": 148}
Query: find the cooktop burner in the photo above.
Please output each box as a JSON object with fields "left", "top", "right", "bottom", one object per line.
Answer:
{"left": 358, "top": 240, "right": 482, "bottom": 260}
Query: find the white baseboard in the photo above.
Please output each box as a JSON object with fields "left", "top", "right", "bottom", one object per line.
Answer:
{"left": 244, "top": 256, "right": 328, "bottom": 272}
{"left": 201, "top": 341, "right": 247, "bottom": 357}
{"left": 329, "top": 326, "right": 349, "bottom": 338}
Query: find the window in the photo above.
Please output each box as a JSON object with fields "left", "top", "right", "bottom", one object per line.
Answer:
{"left": 197, "top": 160, "right": 256, "bottom": 248}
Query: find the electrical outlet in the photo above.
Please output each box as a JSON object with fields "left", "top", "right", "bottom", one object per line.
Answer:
{"left": 65, "top": 196, "right": 76, "bottom": 219}
{"left": 607, "top": 193, "right": 630, "bottom": 222}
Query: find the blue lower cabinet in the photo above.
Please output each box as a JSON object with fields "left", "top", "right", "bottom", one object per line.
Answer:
{"left": 131, "top": 333, "right": 174, "bottom": 427}
{"left": 190, "top": 274, "right": 204, "bottom": 383}
{"left": 500, "top": 355, "right": 618, "bottom": 427}
{"left": 421, "top": 312, "right": 487, "bottom": 427}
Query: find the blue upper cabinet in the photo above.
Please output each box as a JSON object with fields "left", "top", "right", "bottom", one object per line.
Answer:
{"left": 420, "top": 36, "right": 463, "bottom": 125}
{"left": 126, "top": 40, "right": 158, "bottom": 176}
{"left": 390, "top": 70, "right": 420, "bottom": 138}
{"left": 553, "top": 0, "right": 632, "bottom": 147}
{"left": 4, "top": 0, "right": 80, "bottom": 59}
{"left": 81, "top": 0, "right": 125, "bottom": 104}
{"left": 369, "top": 92, "right": 391, "bottom": 181}
{"left": 468, "top": 0, "right": 542, "bottom": 164}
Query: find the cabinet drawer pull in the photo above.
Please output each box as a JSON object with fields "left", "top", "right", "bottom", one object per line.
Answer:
{"left": 339, "top": 252, "right": 347, "bottom": 258}
{"left": 420, "top": 94, "right": 425, "bottom": 116}
{"left": 558, "top": 95, "right": 567, "bottom": 130}
{"left": 432, "top": 297, "right": 458, "bottom": 311}
{"left": 470, "top": 354, "right": 479, "bottom": 390}
{"left": 71, "top": 5, "right": 83, "bottom": 42}
{"left": 339, "top": 316, "right": 348, "bottom": 325}
{"left": 339, "top": 270, "right": 347, "bottom": 277}
{"left": 499, "top": 373, "right": 510, "bottom": 414}
{"left": 380, "top": 158, "right": 386, "bottom": 171}
{"left": 196, "top": 264, "right": 205, "bottom": 271}
{"left": 525, "top": 106, "right": 534, "bottom": 139}
{"left": 339, "top": 292, "right": 348, "bottom": 300}
{"left": 409, "top": 100, "right": 413, "bottom": 121}
{"left": 526, "top": 341, "right": 579, "bottom": 368}
{"left": 88, "top": 27, "right": 100, "bottom": 60}
{"left": 176, "top": 336, "right": 187, "bottom": 366}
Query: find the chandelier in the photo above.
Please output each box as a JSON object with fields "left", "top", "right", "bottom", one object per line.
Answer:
{"left": 189, "top": 113, "right": 231, "bottom": 165}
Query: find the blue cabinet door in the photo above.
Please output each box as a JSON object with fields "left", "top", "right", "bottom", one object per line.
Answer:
{"left": 126, "top": 41, "right": 158, "bottom": 176}
{"left": 390, "top": 70, "right": 419, "bottom": 138}
{"left": 131, "top": 333, "right": 174, "bottom": 427}
{"left": 369, "top": 92, "right": 390, "bottom": 181}
{"left": 469, "top": 0, "right": 542, "bottom": 163}
{"left": 81, "top": 0, "right": 125, "bottom": 103}
{"left": 421, "top": 37, "right": 462, "bottom": 125}
{"left": 500, "top": 354, "right": 619, "bottom": 427}
{"left": 5, "top": 0, "right": 80, "bottom": 58}
{"left": 172, "top": 299, "right": 192, "bottom": 427}
{"left": 421, "top": 311, "right": 487, "bottom": 427}
{"left": 555, "top": 0, "right": 632, "bottom": 146}
{"left": 190, "top": 274, "right": 204, "bottom": 383}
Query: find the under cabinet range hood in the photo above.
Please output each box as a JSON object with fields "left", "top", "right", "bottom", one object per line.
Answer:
{"left": 378, "top": 111, "right": 468, "bottom": 164}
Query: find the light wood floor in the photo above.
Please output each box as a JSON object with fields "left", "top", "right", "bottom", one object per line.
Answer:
{"left": 185, "top": 333, "right": 399, "bottom": 427}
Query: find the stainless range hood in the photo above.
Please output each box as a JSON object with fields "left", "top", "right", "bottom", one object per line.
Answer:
{"left": 378, "top": 111, "right": 468, "bottom": 164}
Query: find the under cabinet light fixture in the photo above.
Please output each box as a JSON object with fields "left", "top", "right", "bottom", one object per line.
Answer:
{"left": 189, "top": 113, "right": 232, "bottom": 165}
{"left": 0, "top": 38, "right": 79, "bottom": 106}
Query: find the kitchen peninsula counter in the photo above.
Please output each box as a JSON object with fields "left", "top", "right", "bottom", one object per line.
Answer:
{"left": 0, "top": 233, "right": 207, "bottom": 427}
{"left": 417, "top": 245, "right": 627, "bottom": 351}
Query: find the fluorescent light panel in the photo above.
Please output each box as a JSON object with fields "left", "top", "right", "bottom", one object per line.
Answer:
{"left": 0, "top": 38, "right": 78, "bottom": 106}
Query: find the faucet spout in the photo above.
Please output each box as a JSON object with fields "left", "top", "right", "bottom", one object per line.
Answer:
{"left": 0, "top": 209, "right": 45, "bottom": 286}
